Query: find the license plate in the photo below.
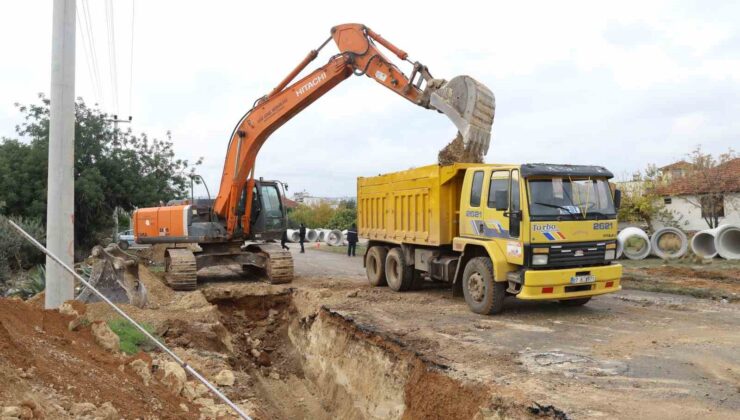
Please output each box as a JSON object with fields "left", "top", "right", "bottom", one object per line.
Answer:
{"left": 570, "top": 275, "right": 596, "bottom": 284}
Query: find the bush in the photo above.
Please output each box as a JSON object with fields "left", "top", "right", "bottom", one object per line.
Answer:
{"left": 0, "top": 215, "right": 45, "bottom": 283}
{"left": 3, "top": 264, "right": 45, "bottom": 299}
{"left": 107, "top": 318, "right": 157, "bottom": 355}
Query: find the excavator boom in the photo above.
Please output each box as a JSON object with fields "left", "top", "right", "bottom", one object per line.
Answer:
{"left": 127, "top": 23, "right": 495, "bottom": 290}
{"left": 215, "top": 23, "right": 495, "bottom": 238}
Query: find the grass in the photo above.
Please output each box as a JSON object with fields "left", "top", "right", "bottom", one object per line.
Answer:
{"left": 107, "top": 318, "right": 157, "bottom": 355}
{"left": 619, "top": 257, "right": 740, "bottom": 271}
{"left": 311, "top": 244, "right": 367, "bottom": 255}
{"left": 620, "top": 258, "right": 739, "bottom": 301}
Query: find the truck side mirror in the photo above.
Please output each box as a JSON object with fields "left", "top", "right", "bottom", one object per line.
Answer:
{"left": 614, "top": 189, "right": 622, "bottom": 210}
{"left": 494, "top": 190, "right": 509, "bottom": 211}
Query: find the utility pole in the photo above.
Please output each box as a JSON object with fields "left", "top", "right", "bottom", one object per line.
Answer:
{"left": 46, "top": 0, "right": 76, "bottom": 309}
{"left": 106, "top": 114, "right": 132, "bottom": 141}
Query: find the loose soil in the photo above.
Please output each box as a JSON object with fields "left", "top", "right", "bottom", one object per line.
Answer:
{"left": 0, "top": 298, "right": 196, "bottom": 418}
{"left": 438, "top": 132, "right": 484, "bottom": 165}
{"left": 622, "top": 259, "right": 740, "bottom": 301}
{"left": 3, "top": 248, "right": 739, "bottom": 419}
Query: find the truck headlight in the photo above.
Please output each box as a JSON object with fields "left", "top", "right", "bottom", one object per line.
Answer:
{"left": 532, "top": 255, "right": 548, "bottom": 265}
{"left": 605, "top": 250, "right": 616, "bottom": 260}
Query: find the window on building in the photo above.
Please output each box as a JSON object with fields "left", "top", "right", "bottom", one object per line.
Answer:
{"left": 700, "top": 195, "right": 725, "bottom": 218}
{"left": 664, "top": 197, "right": 672, "bottom": 204}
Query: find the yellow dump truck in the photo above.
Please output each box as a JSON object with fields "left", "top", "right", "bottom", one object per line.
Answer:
{"left": 358, "top": 163, "right": 623, "bottom": 314}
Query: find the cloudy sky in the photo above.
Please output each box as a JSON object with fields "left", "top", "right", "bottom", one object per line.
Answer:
{"left": 1, "top": 1, "right": 738, "bottom": 198}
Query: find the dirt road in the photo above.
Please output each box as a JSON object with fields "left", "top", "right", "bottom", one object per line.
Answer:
{"left": 5, "top": 245, "right": 736, "bottom": 419}
{"left": 283, "top": 248, "right": 740, "bottom": 419}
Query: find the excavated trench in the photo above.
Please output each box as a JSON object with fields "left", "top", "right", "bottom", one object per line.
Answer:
{"left": 199, "top": 289, "right": 518, "bottom": 420}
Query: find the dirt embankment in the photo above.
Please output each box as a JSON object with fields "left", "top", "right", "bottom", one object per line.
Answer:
{"left": 0, "top": 297, "right": 195, "bottom": 419}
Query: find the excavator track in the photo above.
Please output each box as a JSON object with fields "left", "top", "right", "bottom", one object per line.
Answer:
{"left": 253, "top": 244, "right": 294, "bottom": 284}
{"left": 164, "top": 248, "right": 198, "bottom": 291}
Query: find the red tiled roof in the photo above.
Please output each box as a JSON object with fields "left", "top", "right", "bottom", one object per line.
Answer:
{"left": 659, "top": 160, "right": 693, "bottom": 171}
{"left": 654, "top": 158, "right": 740, "bottom": 196}
{"left": 282, "top": 197, "right": 299, "bottom": 209}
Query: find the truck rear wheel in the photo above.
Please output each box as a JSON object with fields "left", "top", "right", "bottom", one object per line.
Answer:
{"left": 462, "top": 257, "right": 505, "bottom": 314}
{"left": 385, "top": 247, "right": 414, "bottom": 292}
{"left": 366, "top": 246, "right": 388, "bottom": 287}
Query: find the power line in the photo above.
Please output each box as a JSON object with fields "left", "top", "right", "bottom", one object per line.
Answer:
{"left": 128, "top": 0, "right": 135, "bottom": 117}
{"left": 75, "top": 10, "right": 98, "bottom": 104}
{"left": 82, "top": 0, "right": 104, "bottom": 106}
{"left": 104, "top": 0, "right": 119, "bottom": 113}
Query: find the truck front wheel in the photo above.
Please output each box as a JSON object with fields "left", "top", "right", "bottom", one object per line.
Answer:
{"left": 385, "top": 247, "right": 414, "bottom": 292}
{"left": 366, "top": 246, "right": 388, "bottom": 287}
{"left": 462, "top": 257, "right": 505, "bottom": 314}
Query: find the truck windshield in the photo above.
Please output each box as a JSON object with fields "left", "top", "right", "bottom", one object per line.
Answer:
{"left": 528, "top": 177, "right": 615, "bottom": 219}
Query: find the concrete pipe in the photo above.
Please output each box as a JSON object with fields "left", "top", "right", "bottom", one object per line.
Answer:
{"left": 325, "top": 229, "right": 344, "bottom": 246}
{"left": 617, "top": 227, "right": 651, "bottom": 260}
{"left": 306, "top": 229, "right": 319, "bottom": 242}
{"left": 650, "top": 227, "right": 688, "bottom": 260}
{"left": 342, "top": 230, "right": 349, "bottom": 246}
{"left": 316, "top": 229, "right": 327, "bottom": 243}
{"left": 691, "top": 229, "right": 717, "bottom": 259}
{"left": 286, "top": 229, "right": 301, "bottom": 243}
{"left": 715, "top": 224, "right": 740, "bottom": 260}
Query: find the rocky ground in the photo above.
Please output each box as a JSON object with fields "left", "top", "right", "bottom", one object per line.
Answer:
{"left": 1, "top": 247, "right": 738, "bottom": 419}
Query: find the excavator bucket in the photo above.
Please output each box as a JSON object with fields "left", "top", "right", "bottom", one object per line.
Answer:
{"left": 77, "top": 244, "right": 148, "bottom": 308}
{"left": 430, "top": 76, "right": 495, "bottom": 164}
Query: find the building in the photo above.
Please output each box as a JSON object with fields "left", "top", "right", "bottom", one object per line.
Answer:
{"left": 652, "top": 158, "right": 740, "bottom": 231}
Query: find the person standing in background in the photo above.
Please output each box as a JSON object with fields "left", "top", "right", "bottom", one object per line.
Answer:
{"left": 299, "top": 223, "right": 306, "bottom": 253}
{"left": 346, "top": 223, "right": 358, "bottom": 257}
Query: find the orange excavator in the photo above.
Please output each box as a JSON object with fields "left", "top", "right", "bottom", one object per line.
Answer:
{"left": 129, "top": 23, "right": 495, "bottom": 290}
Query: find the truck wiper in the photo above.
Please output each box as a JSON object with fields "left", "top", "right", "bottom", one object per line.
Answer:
{"left": 533, "top": 202, "right": 583, "bottom": 219}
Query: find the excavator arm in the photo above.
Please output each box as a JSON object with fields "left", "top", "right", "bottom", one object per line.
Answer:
{"left": 214, "top": 23, "right": 494, "bottom": 238}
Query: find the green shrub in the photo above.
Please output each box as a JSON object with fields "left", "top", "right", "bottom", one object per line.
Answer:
{"left": 107, "top": 318, "right": 157, "bottom": 355}
{"left": 3, "top": 264, "right": 45, "bottom": 299}
{"left": 0, "top": 215, "right": 45, "bottom": 283}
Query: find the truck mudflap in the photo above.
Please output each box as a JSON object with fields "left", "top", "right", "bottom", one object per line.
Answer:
{"left": 516, "top": 264, "right": 622, "bottom": 300}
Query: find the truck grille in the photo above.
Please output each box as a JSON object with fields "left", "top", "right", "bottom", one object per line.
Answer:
{"left": 530, "top": 241, "right": 610, "bottom": 269}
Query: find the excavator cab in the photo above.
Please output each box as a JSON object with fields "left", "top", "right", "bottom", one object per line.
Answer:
{"left": 248, "top": 179, "right": 288, "bottom": 242}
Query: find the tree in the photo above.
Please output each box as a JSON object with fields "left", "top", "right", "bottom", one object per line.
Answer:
{"left": 288, "top": 202, "right": 335, "bottom": 228}
{"left": 328, "top": 199, "right": 357, "bottom": 230}
{"left": 0, "top": 95, "right": 200, "bottom": 253}
{"left": 681, "top": 146, "right": 738, "bottom": 228}
{"left": 618, "top": 164, "right": 682, "bottom": 229}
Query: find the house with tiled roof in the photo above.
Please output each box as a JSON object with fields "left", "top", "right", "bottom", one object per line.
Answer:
{"left": 652, "top": 158, "right": 740, "bottom": 230}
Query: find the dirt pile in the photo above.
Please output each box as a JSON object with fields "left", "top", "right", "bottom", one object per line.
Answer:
{"left": 438, "top": 132, "right": 484, "bottom": 165}
{"left": 0, "top": 297, "right": 195, "bottom": 419}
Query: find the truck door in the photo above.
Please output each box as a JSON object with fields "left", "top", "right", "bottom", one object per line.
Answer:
{"left": 484, "top": 170, "right": 524, "bottom": 264}
{"left": 460, "top": 169, "right": 487, "bottom": 237}
{"left": 482, "top": 170, "right": 511, "bottom": 239}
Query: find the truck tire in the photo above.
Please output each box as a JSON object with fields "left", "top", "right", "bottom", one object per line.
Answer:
{"left": 117, "top": 240, "right": 129, "bottom": 250}
{"left": 366, "top": 246, "right": 388, "bottom": 287}
{"left": 462, "top": 257, "right": 505, "bottom": 314}
{"left": 385, "top": 247, "right": 414, "bottom": 292}
{"left": 559, "top": 297, "right": 591, "bottom": 306}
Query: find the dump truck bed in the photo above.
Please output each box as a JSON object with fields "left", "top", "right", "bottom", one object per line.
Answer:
{"left": 357, "top": 163, "right": 478, "bottom": 246}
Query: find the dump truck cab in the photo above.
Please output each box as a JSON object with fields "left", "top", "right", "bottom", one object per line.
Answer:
{"left": 454, "top": 163, "right": 621, "bottom": 312}
{"left": 358, "top": 162, "right": 622, "bottom": 315}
